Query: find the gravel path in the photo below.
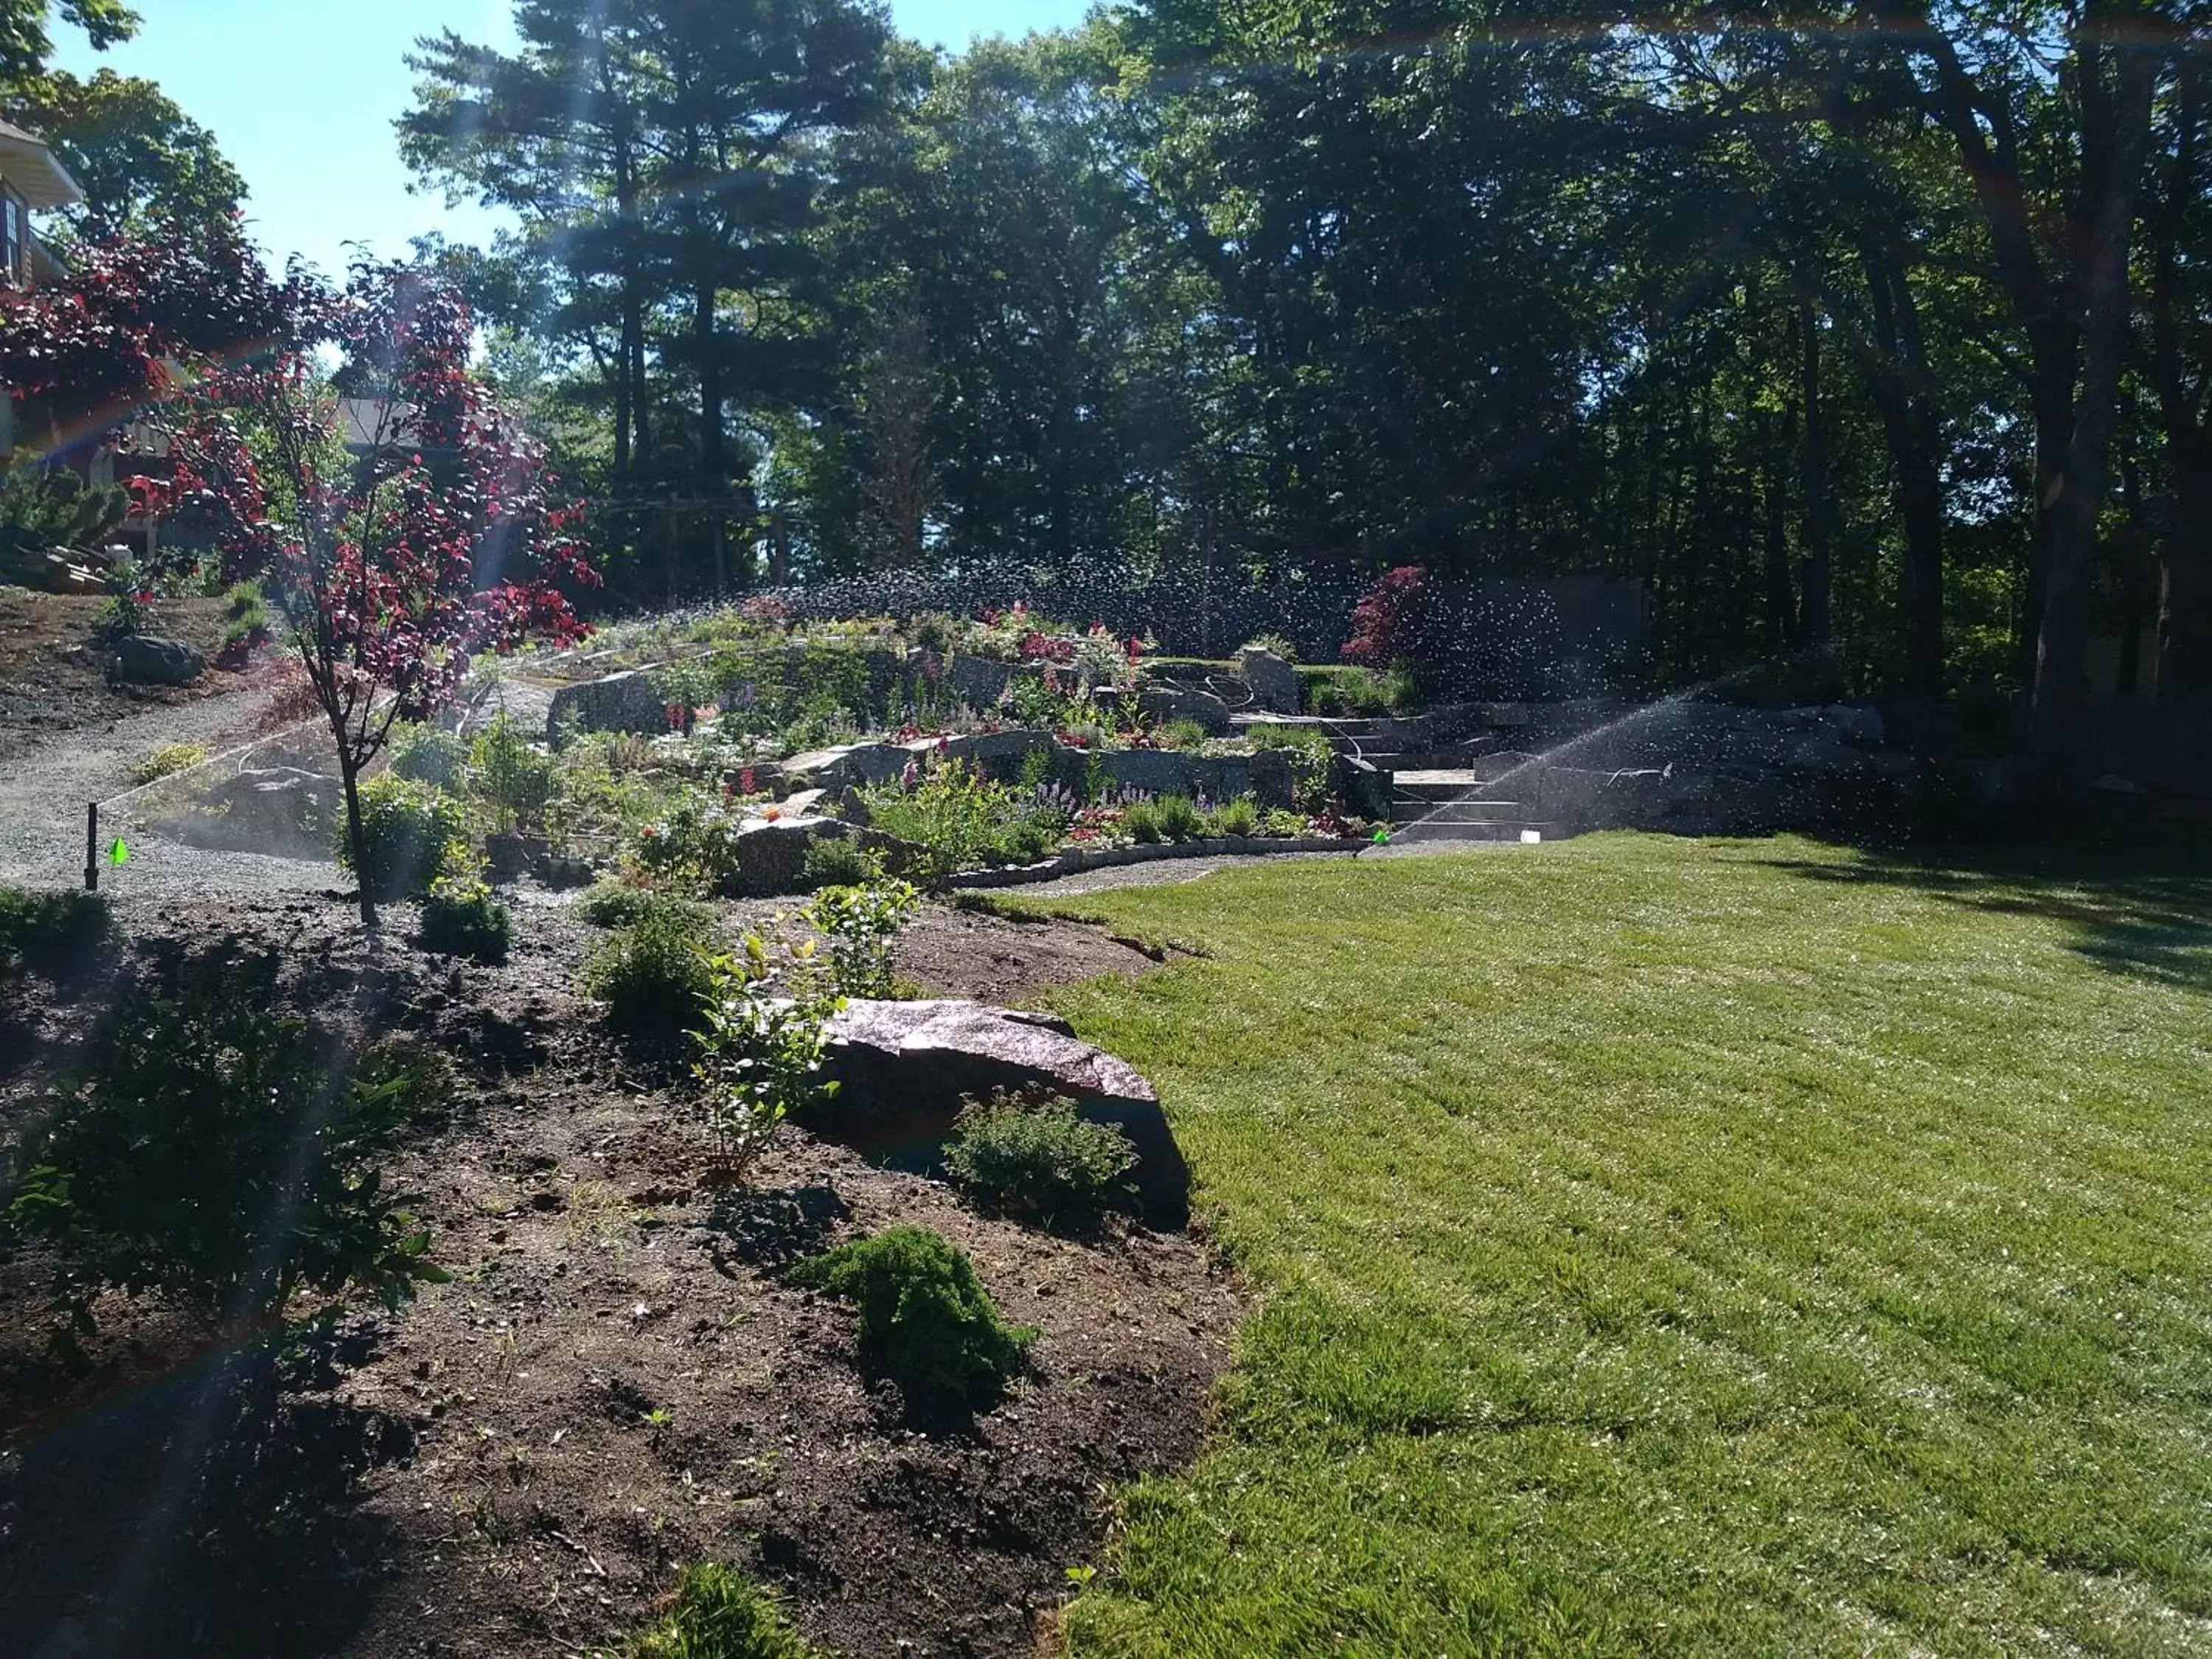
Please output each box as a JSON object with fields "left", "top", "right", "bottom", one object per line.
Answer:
{"left": 0, "top": 682, "right": 344, "bottom": 898}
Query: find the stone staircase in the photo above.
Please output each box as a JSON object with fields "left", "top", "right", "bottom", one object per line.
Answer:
{"left": 1299, "top": 718, "right": 1554, "bottom": 844}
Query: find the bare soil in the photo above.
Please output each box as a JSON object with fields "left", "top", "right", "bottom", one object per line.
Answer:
{"left": 0, "top": 590, "right": 240, "bottom": 760}
{"left": 0, "top": 893, "right": 1237, "bottom": 1659}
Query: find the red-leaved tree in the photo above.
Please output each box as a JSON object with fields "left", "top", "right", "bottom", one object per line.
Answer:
{"left": 162, "top": 261, "right": 597, "bottom": 928}
{"left": 0, "top": 213, "right": 314, "bottom": 452}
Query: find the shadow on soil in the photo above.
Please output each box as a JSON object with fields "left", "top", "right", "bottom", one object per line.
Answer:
{"left": 1761, "top": 822, "right": 2212, "bottom": 993}
{"left": 0, "top": 1324, "right": 409, "bottom": 1659}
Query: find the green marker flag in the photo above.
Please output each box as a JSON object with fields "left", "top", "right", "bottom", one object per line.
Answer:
{"left": 107, "top": 837, "right": 130, "bottom": 866}
{"left": 1371, "top": 827, "right": 1391, "bottom": 844}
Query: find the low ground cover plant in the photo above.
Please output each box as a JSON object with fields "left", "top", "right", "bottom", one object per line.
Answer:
{"left": 416, "top": 877, "right": 513, "bottom": 964}
{"left": 798, "top": 835, "right": 876, "bottom": 891}
{"left": 7, "top": 964, "right": 445, "bottom": 1357}
{"left": 791, "top": 1225, "right": 1034, "bottom": 1412}
{"left": 129, "top": 741, "right": 210, "bottom": 785}
{"left": 342, "top": 775, "right": 468, "bottom": 900}
{"left": 944, "top": 1090, "right": 1138, "bottom": 1231}
{"left": 581, "top": 901, "right": 720, "bottom": 1033}
{"left": 603, "top": 1562, "right": 821, "bottom": 1658}
{"left": 577, "top": 882, "right": 711, "bottom": 931}
{"left": 0, "top": 886, "right": 114, "bottom": 975}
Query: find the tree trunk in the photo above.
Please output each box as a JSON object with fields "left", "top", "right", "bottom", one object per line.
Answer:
{"left": 2160, "top": 465, "right": 2212, "bottom": 697}
{"left": 1797, "top": 302, "right": 1833, "bottom": 645}
{"left": 2034, "top": 46, "right": 2156, "bottom": 715}
{"left": 1761, "top": 412, "right": 1796, "bottom": 652}
{"left": 336, "top": 742, "right": 377, "bottom": 932}
{"left": 1856, "top": 238, "right": 1945, "bottom": 695}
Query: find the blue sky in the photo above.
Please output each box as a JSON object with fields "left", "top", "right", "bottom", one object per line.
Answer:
{"left": 52, "top": 0, "right": 1091, "bottom": 278}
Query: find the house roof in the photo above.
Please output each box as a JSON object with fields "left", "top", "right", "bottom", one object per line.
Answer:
{"left": 0, "top": 119, "right": 84, "bottom": 210}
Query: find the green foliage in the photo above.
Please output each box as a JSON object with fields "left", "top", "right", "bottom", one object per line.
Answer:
{"left": 605, "top": 1562, "right": 821, "bottom": 1659}
{"left": 692, "top": 933, "right": 841, "bottom": 1181}
{"left": 859, "top": 762, "right": 1065, "bottom": 886}
{"left": 790, "top": 1225, "right": 1034, "bottom": 1411}
{"left": 802, "top": 877, "right": 920, "bottom": 998}
{"left": 342, "top": 774, "right": 467, "bottom": 900}
{"left": 1155, "top": 717, "right": 1208, "bottom": 751}
{"left": 799, "top": 834, "right": 879, "bottom": 891}
{"left": 578, "top": 881, "right": 711, "bottom": 931}
{"left": 0, "top": 463, "right": 127, "bottom": 563}
{"left": 1124, "top": 798, "right": 1163, "bottom": 844}
{"left": 417, "top": 877, "right": 513, "bottom": 964}
{"left": 470, "top": 711, "right": 556, "bottom": 830}
{"left": 7, "top": 965, "right": 445, "bottom": 1349}
{"left": 1249, "top": 724, "right": 1336, "bottom": 812}
{"left": 390, "top": 723, "right": 470, "bottom": 791}
{"left": 1302, "top": 666, "right": 1399, "bottom": 717}
{"left": 1154, "top": 794, "right": 1203, "bottom": 841}
{"left": 128, "top": 740, "right": 208, "bottom": 785}
{"left": 943, "top": 1091, "right": 1138, "bottom": 1231}
{"left": 1208, "top": 794, "right": 1259, "bottom": 837}
{"left": 1242, "top": 633, "right": 1298, "bottom": 662}
{"left": 0, "top": 885, "right": 113, "bottom": 975}
{"left": 581, "top": 902, "right": 720, "bottom": 1034}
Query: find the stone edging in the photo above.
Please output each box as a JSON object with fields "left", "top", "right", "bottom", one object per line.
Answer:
{"left": 949, "top": 835, "right": 1364, "bottom": 889}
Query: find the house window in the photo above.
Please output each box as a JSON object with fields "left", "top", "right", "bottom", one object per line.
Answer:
{"left": 0, "top": 195, "right": 21, "bottom": 285}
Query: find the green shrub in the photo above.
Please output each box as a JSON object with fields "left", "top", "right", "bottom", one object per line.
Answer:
{"left": 803, "top": 877, "right": 920, "bottom": 998}
{"left": 0, "top": 462, "right": 126, "bottom": 562}
{"left": 391, "top": 723, "right": 470, "bottom": 791}
{"left": 790, "top": 1225, "right": 1034, "bottom": 1411}
{"left": 799, "top": 835, "right": 877, "bottom": 891}
{"left": 578, "top": 882, "right": 710, "bottom": 931}
{"left": 607, "top": 1562, "right": 821, "bottom": 1659}
{"left": 1124, "top": 799, "right": 1163, "bottom": 844}
{"left": 342, "top": 774, "right": 467, "bottom": 900}
{"left": 1155, "top": 717, "right": 1209, "bottom": 751}
{"left": 0, "top": 886, "right": 114, "bottom": 975}
{"left": 130, "top": 741, "right": 209, "bottom": 785}
{"left": 7, "top": 966, "right": 445, "bottom": 1352}
{"left": 581, "top": 903, "right": 720, "bottom": 1033}
{"left": 471, "top": 711, "right": 557, "bottom": 830}
{"left": 860, "top": 762, "right": 1062, "bottom": 886}
{"left": 692, "top": 934, "right": 841, "bottom": 1180}
{"left": 417, "top": 877, "right": 513, "bottom": 964}
{"left": 1260, "top": 806, "right": 1310, "bottom": 838}
{"left": 1209, "top": 795, "right": 1259, "bottom": 837}
{"left": 943, "top": 1091, "right": 1138, "bottom": 1231}
{"left": 1242, "top": 633, "right": 1298, "bottom": 662}
{"left": 1155, "top": 794, "right": 1203, "bottom": 841}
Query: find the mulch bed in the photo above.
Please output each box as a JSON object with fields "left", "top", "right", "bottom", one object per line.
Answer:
{"left": 0, "top": 893, "right": 1237, "bottom": 1659}
{"left": 0, "top": 591, "right": 241, "bottom": 759}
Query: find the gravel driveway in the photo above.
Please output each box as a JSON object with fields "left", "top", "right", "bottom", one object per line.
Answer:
{"left": 0, "top": 683, "right": 343, "bottom": 900}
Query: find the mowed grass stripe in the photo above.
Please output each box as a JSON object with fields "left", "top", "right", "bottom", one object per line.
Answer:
{"left": 1020, "top": 834, "right": 2212, "bottom": 1656}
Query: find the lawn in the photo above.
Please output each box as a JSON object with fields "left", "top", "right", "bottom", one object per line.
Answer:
{"left": 1019, "top": 832, "right": 2212, "bottom": 1657}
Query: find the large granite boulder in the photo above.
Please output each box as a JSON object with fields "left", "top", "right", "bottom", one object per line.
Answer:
{"left": 108, "top": 634, "right": 204, "bottom": 686}
{"left": 547, "top": 667, "right": 669, "bottom": 739}
{"left": 807, "top": 998, "right": 1191, "bottom": 1225}
{"left": 1239, "top": 646, "right": 1301, "bottom": 714}
{"left": 165, "top": 765, "right": 338, "bottom": 859}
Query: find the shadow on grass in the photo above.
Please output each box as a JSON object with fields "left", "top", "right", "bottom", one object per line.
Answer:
{"left": 0, "top": 1321, "right": 408, "bottom": 1658}
{"left": 1761, "top": 828, "right": 2212, "bottom": 993}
